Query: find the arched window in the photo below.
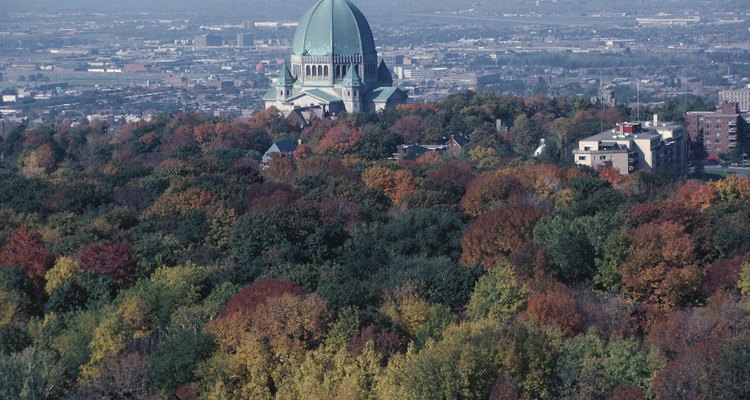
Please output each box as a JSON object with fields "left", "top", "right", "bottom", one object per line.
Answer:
{"left": 336, "top": 65, "right": 341, "bottom": 77}
{"left": 324, "top": 65, "right": 329, "bottom": 77}
{"left": 306, "top": 65, "right": 311, "bottom": 76}
{"left": 317, "top": 65, "right": 323, "bottom": 76}
{"left": 354, "top": 64, "right": 359, "bottom": 75}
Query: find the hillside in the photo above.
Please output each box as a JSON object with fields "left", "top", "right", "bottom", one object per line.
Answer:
{"left": 1, "top": 92, "right": 749, "bottom": 399}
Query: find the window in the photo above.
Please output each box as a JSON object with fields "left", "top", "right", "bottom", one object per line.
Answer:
{"left": 584, "top": 146, "right": 592, "bottom": 151}
{"left": 578, "top": 156, "right": 586, "bottom": 161}
{"left": 600, "top": 155, "right": 607, "bottom": 160}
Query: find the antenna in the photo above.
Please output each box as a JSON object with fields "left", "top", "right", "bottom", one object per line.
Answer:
{"left": 635, "top": 68, "right": 640, "bottom": 121}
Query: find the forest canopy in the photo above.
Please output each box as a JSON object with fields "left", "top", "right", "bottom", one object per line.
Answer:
{"left": 0, "top": 92, "right": 749, "bottom": 400}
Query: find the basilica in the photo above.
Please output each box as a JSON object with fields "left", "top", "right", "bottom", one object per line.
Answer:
{"left": 263, "top": 0, "right": 408, "bottom": 114}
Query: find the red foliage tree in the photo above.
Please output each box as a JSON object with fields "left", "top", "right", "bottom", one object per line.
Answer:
{"left": 608, "top": 386, "right": 645, "bottom": 400}
{"left": 460, "top": 171, "right": 528, "bottom": 217}
{"left": 218, "top": 278, "right": 303, "bottom": 320}
{"left": 426, "top": 159, "right": 475, "bottom": 190}
{"left": 349, "top": 324, "right": 405, "bottom": 359}
{"left": 389, "top": 115, "right": 424, "bottom": 144}
{"left": 315, "top": 123, "right": 363, "bottom": 156}
{"left": 522, "top": 289, "right": 583, "bottom": 336}
{"left": 0, "top": 226, "right": 55, "bottom": 279}
{"left": 647, "top": 294, "right": 742, "bottom": 360}
{"left": 245, "top": 182, "right": 298, "bottom": 212}
{"left": 459, "top": 204, "right": 547, "bottom": 268}
{"left": 620, "top": 222, "right": 702, "bottom": 311}
{"left": 703, "top": 254, "right": 750, "bottom": 296}
{"left": 650, "top": 341, "right": 719, "bottom": 400}
{"left": 76, "top": 241, "right": 138, "bottom": 285}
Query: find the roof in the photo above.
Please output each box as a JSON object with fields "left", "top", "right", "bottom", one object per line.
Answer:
{"left": 582, "top": 129, "right": 660, "bottom": 143}
{"left": 276, "top": 63, "right": 296, "bottom": 86}
{"left": 377, "top": 60, "right": 393, "bottom": 84}
{"left": 448, "top": 135, "right": 469, "bottom": 147}
{"left": 292, "top": 0, "right": 376, "bottom": 56}
{"left": 285, "top": 88, "right": 343, "bottom": 104}
{"left": 338, "top": 64, "right": 362, "bottom": 87}
{"left": 262, "top": 87, "right": 277, "bottom": 101}
{"left": 262, "top": 140, "right": 299, "bottom": 163}
{"left": 368, "top": 86, "right": 408, "bottom": 102}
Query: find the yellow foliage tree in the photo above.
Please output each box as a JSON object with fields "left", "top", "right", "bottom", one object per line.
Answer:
{"left": 714, "top": 174, "right": 750, "bottom": 202}
{"left": 44, "top": 256, "right": 82, "bottom": 294}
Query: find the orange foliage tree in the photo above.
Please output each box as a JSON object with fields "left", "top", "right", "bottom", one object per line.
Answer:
{"left": 361, "top": 166, "right": 417, "bottom": 206}
{"left": 522, "top": 289, "right": 583, "bottom": 337}
{"left": 460, "top": 172, "right": 527, "bottom": 217}
{"left": 315, "top": 123, "right": 363, "bottom": 156}
{"left": 460, "top": 204, "right": 547, "bottom": 268}
{"left": 620, "top": 222, "right": 703, "bottom": 311}
{"left": 676, "top": 180, "right": 716, "bottom": 211}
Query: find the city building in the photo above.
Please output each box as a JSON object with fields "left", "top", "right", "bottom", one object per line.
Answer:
{"left": 573, "top": 119, "right": 687, "bottom": 176}
{"left": 263, "top": 0, "right": 408, "bottom": 114}
{"left": 685, "top": 102, "right": 749, "bottom": 160}
{"left": 194, "top": 34, "right": 223, "bottom": 47}
{"left": 236, "top": 33, "right": 254, "bottom": 47}
{"left": 719, "top": 88, "right": 750, "bottom": 113}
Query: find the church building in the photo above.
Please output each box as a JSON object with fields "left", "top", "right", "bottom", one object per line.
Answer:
{"left": 263, "top": 0, "right": 408, "bottom": 114}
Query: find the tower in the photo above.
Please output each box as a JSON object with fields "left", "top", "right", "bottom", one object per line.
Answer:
{"left": 339, "top": 64, "right": 363, "bottom": 112}
{"left": 275, "top": 63, "right": 295, "bottom": 104}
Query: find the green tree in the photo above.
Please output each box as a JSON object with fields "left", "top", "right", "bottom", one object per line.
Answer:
{"left": 467, "top": 262, "right": 529, "bottom": 321}
{"left": 533, "top": 216, "right": 597, "bottom": 283}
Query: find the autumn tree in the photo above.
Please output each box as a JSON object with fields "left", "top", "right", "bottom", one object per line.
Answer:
{"left": 0, "top": 226, "right": 55, "bottom": 280}
{"left": 620, "top": 222, "right": 702, "bottom": 311}
{"left": 390, "top": 115, "right": 424, "bottom": 144}
{"left": 315, "top": 123, "right": 363, "bottom": 156}
{"left": 361, "top": 166, "right": 416, "bottom": 206}
{"left": 460, "top": 171, "right": 527, "bottom": 217}
{"left": 522, "top": 289, "right": 583, "bottom": 336}
{"left": 460, "top": 204, "right": 547, "bottom": 268}
{"left": 76, "top": 241, "right": 138, "bottom": 286}
{"left": 467, "top": 262, "right": 529, "bottom": 321}
{"left": 376, "top": 320, "right": 505, "bottom": 400}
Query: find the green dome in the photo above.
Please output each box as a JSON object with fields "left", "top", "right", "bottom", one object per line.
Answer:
{"left": 292, "top": 0, "right": 376, "bottom": 56}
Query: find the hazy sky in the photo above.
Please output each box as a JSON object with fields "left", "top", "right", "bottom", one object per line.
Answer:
{"left": 3, "top": 0, "right": 747, "bottom": 20}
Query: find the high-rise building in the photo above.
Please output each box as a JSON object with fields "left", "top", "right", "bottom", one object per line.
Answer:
{"left": 194, "top": 34, "right": 223, "bottom": 47}
{"left": 573, "top": 120, "right": 687, "bottom": 176}
{"left": 237, "top": 33, "right": 254, "bottom": 47}
{"left": 263, "top": 0, "right": 408, "bottom": 114}
{"left": 686, "top": 102, "right": 749, "bottom": 160}
{"left": 719, "top": 88, "right": 750, "bottom": 113}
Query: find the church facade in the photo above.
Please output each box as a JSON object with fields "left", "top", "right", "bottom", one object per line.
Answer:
{"left": 263, "top": 0, "right": 408, "bottom": 114}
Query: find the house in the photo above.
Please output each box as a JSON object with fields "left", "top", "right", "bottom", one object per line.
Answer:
{"left": 285, "top": 106, "right": 326, "bottom": 129}
{"left": 262, "top": 139, "right": 299, "bottom": 167}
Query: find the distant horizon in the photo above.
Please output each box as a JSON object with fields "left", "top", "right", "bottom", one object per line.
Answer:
{"left": 4, "top": 0, "right": 749, "bottom": 19}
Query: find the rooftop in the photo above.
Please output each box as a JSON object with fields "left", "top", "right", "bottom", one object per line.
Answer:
{"left": 291, "top": 0, "right": 376, "bottom": 56}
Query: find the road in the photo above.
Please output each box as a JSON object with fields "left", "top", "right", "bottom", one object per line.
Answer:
{"left": 703, "top": 165, "right": 750, "bottom": 177}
